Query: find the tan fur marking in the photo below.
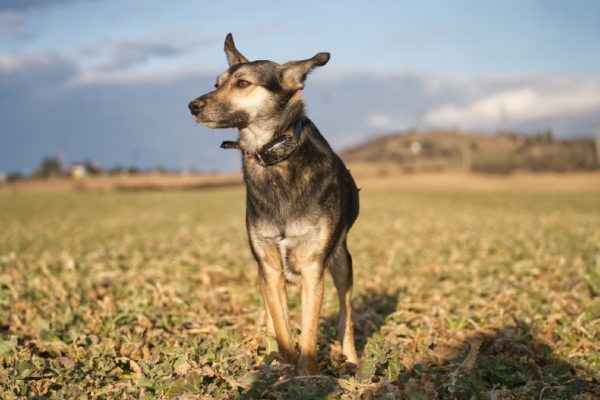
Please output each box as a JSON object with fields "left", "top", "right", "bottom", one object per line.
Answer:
{"left": 248, "top": 225, "right": 295, "bottom": 363}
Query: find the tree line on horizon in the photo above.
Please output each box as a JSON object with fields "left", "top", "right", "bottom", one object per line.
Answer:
{"left": 2, "top": 129, "right": 599, "bottom": 182}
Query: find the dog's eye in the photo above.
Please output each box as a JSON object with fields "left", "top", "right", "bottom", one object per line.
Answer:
{"left": 236, "top": 80, "right": 250, "bottom": 88}
{"left": 214, "top": 83, "right": 219, "bottom": 89}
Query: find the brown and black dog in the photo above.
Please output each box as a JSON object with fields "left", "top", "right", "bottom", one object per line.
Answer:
{"left": 188, "top": 33, "right": 359, "bottom": 375}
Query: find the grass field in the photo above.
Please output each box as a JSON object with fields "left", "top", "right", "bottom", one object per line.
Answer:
{"left": 1, "top": 184, "right": 599, "bottom": 399}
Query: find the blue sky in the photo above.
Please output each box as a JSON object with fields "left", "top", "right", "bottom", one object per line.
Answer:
{"left": 1, "top": 0, "right": 599, "bottom": 173}
{"left": 4, "top": 0, "right": 600, "bottom": 74}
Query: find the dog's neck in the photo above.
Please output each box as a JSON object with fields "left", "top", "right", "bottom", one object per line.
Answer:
{"left": 222, "top": 93, "right": 307, "bottom": 166}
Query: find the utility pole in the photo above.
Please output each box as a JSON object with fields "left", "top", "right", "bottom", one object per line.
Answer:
{"left": 415, "top": 110, "right": 424, "bottom": 133}
{"left": 58, "top": 135, "right": 66, "bottom": 175}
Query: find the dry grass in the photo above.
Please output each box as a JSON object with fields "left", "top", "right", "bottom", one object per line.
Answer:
{"left": 0, "top": 177, "right": 599, "bottom": 399}
{"left": 3, "top": 170, "right": 600, "bottom": 194}
{"left": 0, "top": 173, "right": 242, "bottom": 193}
{"left": 349, "top": 164, "right": 600, "bottom": 192}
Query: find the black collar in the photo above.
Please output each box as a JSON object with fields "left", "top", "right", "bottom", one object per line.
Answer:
{"left": 220, "top": 120, "right": 304, "bottom": 167}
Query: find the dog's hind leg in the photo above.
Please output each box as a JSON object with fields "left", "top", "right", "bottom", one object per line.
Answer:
{"left": 329, "top": 240, "right": 359, "bottom": 365}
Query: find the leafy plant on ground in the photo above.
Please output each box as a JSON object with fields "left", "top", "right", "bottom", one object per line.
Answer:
{"left": 0, "top": 188, "right": 598, "bottom": 398}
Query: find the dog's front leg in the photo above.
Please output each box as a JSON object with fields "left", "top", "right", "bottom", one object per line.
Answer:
{"left": 258, "top": 277, "right": 276, "bottom": 337}
{"left": 298, "top": 262, "right": 325, "bottom": 375}
{"left": 253, "top": 244, "right": 295, "bottom": 364}
{"left": 259, "top": 266, "right": 295, "bottom": 362}
{"left": 260, "top": 268, "right": 295, "bottom": 363}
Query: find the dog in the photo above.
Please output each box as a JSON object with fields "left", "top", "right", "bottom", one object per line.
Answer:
{"left": 188, "top": 33, "right": 359, "bottom": 375}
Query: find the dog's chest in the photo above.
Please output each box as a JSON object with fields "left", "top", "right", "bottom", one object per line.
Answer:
{"left": 246, "top": 164, "right": 318, "bottom": 214}
{"left": 254, "top": 217, "right": 330, "bottom": 285}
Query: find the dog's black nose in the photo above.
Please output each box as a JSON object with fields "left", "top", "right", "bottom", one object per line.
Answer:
{"left": 188, "top": 99, "right": 205, "bottom": 116}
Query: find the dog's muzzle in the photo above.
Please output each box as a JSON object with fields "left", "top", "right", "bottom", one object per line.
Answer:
{"left": 188, "top": 99, "right": 205, "bottom": 116}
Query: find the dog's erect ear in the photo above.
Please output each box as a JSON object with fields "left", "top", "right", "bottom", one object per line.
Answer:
{"left": 224, "top": 33, "right": 249, "bottom": 66}
{"left": 281, "top": 52, "right": 330, "bottom": 91}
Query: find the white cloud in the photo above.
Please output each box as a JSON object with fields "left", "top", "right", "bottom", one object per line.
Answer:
{"left": 68, "top": 35, "right": 217, "bottom": 85}
{"left": 424, "top": 81, "right": 600, "bottom": 130}
{"left": 0, "top": 33, "right": 220, "bottom": 86}
{"left": 98, "top": 38, "right": 193, "bottom": 70}
{"left": 0, "top": 51, "right": 63, "bottom": 72}
{"left": 68, "top": 65, "right": 206, "bottom": 86}
{"left": 366, "top": 113, "right": 395, "bottom": 129}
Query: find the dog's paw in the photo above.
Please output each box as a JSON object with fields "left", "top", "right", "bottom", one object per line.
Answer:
{"left": 297, "top": 356, "right": 318, "bottom": 376}
{"left": 342, "top": 350, "right": 359, "bottom": 366}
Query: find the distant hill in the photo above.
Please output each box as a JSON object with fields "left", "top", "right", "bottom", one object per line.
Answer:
{"left": 341, "top": 130, "right": 599, "bottom": 173}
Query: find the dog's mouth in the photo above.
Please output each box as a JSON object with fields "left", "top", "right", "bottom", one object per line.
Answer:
{"left": 194, "top": 116, "right": 220, "bottom": 129}
{"left": 190, "top": 110, "right": 224, "bottom": 128}
{"left": 195, "top": 117, "right": 241, "bottom": 130}
{"left": 195, "top": 114, "right": 249, "bottom": 131}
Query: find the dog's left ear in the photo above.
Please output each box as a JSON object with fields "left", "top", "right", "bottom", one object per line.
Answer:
{"left": 281, "top": 52, "right": 330, "bottom": 91}
{"left": 224, "top": 33, "right": 249, "bottom": 66}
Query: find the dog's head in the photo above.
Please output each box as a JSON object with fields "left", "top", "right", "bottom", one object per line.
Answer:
{"left": 188, "top": 33, "right": 329, "bottom": 130}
